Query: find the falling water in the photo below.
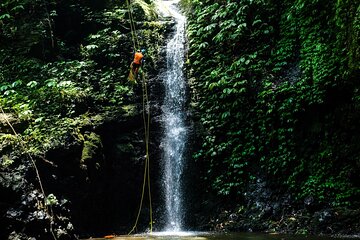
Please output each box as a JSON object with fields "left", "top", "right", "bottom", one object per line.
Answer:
{"left": 161, "top": 0, "right": 187, "bottom": 232}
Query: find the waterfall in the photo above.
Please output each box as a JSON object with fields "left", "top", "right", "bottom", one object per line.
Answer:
{"left": 160, "top": 0, "right": 187, "bottom": 232}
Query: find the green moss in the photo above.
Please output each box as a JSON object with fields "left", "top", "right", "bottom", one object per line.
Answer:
{"left": 0, "top": 134, "right": 19, "bottom": 151}
{"left": 81, "top": 132, "right": 102, "bottom": 164}
{"left": 131, "top": 0, "right": 158, "bottom": 21}
{"left": 1, "top": 154, "right": 14, "bottom": 168}
{"left": 122, "top": 104, "right": 137, "bottom": 117}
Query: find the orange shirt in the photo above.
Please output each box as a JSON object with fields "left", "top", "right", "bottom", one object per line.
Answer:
{"left": 133, "top": 52, "right": 143, "bottom": 64}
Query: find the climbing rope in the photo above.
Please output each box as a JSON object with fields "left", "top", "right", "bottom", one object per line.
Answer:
{"left": 0, "top": 106, "right": 57, "bottom": 240}
{"left": 126, "top": 0, "right": 153, "bottom": 234}
{"left": 142, "top": 72, "right": 153, "bottom": 233}
{"left": 126, "top": 0, "right": 139, "bottom": 50}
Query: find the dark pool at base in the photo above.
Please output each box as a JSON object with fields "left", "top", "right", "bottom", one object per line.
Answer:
{"left": 86, "top": 232, "right": 359, "bottom": 240}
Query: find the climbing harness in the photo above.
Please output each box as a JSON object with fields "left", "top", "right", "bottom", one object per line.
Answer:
{"left": 0, "top": 106, "right": 58, "bottom": 240}
{"left": 126, "top": 0, "right": 153, "bottom": 234}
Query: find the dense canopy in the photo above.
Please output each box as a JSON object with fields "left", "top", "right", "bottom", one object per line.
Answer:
{"left": 0, "top": 0, "right": 359, "bottom": 238}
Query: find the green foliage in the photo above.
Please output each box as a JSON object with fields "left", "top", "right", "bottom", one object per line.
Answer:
{"left": 1, "top": 154, "right": 14, "bottom": 168}
{"left": 188, "top": 0, "right": 360, "bottom": 206}
{"left": 81, "top": 132, "right": 102, "bottom": 164}
{"left": 45, "top": 193, "right": 58, "bottom": 206}
{"left": 131, "top": 0, "right": 158, "bottom": 21}
{"left": 0, "top": 0, "right": 165, "bottom": 158}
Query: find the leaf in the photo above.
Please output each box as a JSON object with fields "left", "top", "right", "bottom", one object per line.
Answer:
{"left": 252, "top": 19, "right": 262, "bottom": 26}
{"left": 0, "top": 14, "right": 11, "bottom": 20}
{"left": 204, "top": 23, "right": 217, "bottom": 32}
{"left": 222, "top": 88, "right": 232, "bottom": 94}
{"left": 199, "top": 42, "right": 209, "bottom": 49}
{"left": 58, "top": 80, "right": 73, "bottom": 87}
{"left": 213, "top": 32, "right": 224, "bottom": 43}
{"left": 84, "top": 44, "right": 99, "bottom": 50}
{"left": 208, "top": 82, "right": 218, "bottom": 90}
{"left": 45, "top": 79, "right": 57, "bottom": 87}
{"left": 34, "top": 117, "right": 44, "bottom": 123}
{"left": 26, "top": 81, "right": 38, "bottom": 88}
{"left": 4, "top": 90, "right": 15, "bottom": 96}
{"left": 11, "top": 80, "right": 22, "bottom": 88}
{"left": 11, "top": 5, "right": 24, "bottom": 12}
{"left": 45, "top": 194, "right": 58, "bottom": 206}
{"left": 0, "top": 84, "right": 9, "bottom": 91}
{"left": 239, "top": 23, "right": 247, "bottom": 29}
{"left": 221, "top": 111, "right": 230, "bottom": 119}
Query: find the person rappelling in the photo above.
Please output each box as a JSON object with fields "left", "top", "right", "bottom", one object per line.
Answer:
{"left": 128, "top": 49, "right": 145, "bottom": 82}
{"left": 133, "top": 49, "right": 145, "bottom": 73}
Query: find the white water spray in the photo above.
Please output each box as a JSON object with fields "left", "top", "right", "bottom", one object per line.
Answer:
{"left": 160, "top": 0, "right": 187, "bottom": 232}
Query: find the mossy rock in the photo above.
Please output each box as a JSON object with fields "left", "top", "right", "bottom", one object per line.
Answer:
{"left": 122, "top": 104, "right": 137, "bottom": 117}
{"left": 0, "top": 113, "right": 19, "bottom": 134}
{"left": 131, "top": 0, "right": 158, "bottom": 21}
{"left": 80, "top": 132, "right": 103, "bottom": 165}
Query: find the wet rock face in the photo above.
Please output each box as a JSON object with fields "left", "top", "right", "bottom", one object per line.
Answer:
{"left": 0, "top": 113, "right": 153, "bottom": 239}
{"left": 0, "top": 158, "right": 76, "bottom": 240}
{"left": 238, "top": 178, "right": 293, "bottom": 225}
{"left": 198, "top": 177, "right": 360, "bottom": 236}
{"left": 36, "top": 122, "right": 144, "bottom": 237}
{"left": 0, "top": 163, "right": 26, "bottom": 239}
{"left": 201, "top": 178, "right": 293, "bottom": 233}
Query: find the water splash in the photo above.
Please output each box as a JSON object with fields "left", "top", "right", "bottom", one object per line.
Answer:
{"left": 160, "top": 0, "right": 187, "bottom": 232}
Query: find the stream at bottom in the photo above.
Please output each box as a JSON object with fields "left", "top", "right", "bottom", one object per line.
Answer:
{"left": 85, "top": 232, "right": 356, "bottom": 240}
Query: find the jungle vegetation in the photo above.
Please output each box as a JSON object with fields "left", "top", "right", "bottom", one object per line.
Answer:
{"left": 0, "top": 0, "right": 360, "bottom": 237}
{"left": 0, "top": 0, "right": 165, "bottom": 238}
{"left": 0, "top": 0, "right": 162, "bottom": 157}
{"left": 183, "top": 0, "right": 360, "bottom": 208}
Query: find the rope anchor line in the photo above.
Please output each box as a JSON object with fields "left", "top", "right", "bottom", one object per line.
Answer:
{"left": 126, "top": 0, "right": 153, "bottom": 234}
{"left": 0, "top": 106, "right": 58, "bottom": 240}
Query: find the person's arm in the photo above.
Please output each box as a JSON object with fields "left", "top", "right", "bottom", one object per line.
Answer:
{"left": 141, "top": 55, "right": 145, "bottom": 64}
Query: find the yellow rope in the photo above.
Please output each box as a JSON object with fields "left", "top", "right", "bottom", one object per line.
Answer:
{"left": 127, "top": 142, "right": 149, "bottom": 234}
{"left": 126, "top": 0, "right": 135, "bottom": 49}
{"left": 126, "top": 0, "right": 139, "bottom": 49}
{"left": 126, "top": 0, "right": 153, "bottom": 234}
{"left": 0, "top": 106, "right": 57, "bottom": 240}
{"left": 143, "top": 72, "right": 153, "bottom": 232}
{"left": 128, "top": 72, "right": 152, "bottom": 234}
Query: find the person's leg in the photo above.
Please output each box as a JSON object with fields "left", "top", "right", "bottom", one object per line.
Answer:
{"left": 133, "top": 63, "right": 140, "bottom": 73}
